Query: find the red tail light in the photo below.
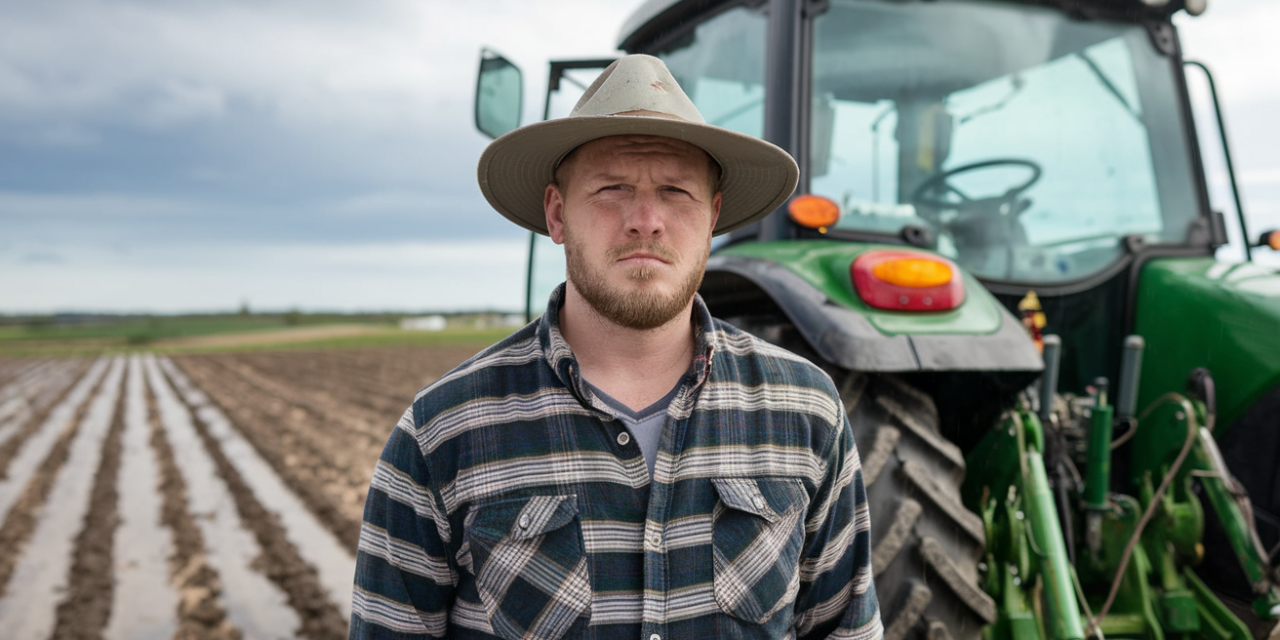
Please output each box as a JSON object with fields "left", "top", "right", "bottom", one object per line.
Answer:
{"left": 851, "top": 250, "right": 965, "bottom": 311}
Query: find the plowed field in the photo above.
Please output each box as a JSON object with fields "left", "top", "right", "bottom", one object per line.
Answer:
{"left": 0, "top": 345, "right": 484, "bottom": 640}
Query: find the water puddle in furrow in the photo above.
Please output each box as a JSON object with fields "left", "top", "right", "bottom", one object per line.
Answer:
{"left": 143, "top": 356, "right": 300, "bottom": 639}
{"left": 105, "top": 356, "right": 178, "bottom": 640}
{"left": 0, "top": 356, "right": 126, "bottom": 638}
{"left": 0, "top": 359, "right": 58, "bottom": 404}
{"left": 0, "top": 360, "right": 45, "bottom": 393}
{"left": 0, "top": 360, "right": 68, "bottom": 439}
{"left": 0, "top": 357, "right": 110, "bottom": 524}
{"left": 161, "top": 357, "right": 356, "bottom": 620}
{"left": 0, "top": 362, "right": 81, "bottom": 444}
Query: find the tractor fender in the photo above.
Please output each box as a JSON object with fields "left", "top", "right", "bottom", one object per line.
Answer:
{"left": 702, "top": 253, "right": 1043, "bottom": 374}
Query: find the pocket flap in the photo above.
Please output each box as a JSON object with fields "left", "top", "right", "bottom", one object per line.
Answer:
{"left": 712, "top": 478, "right": 779, "bottom": 523}
{"left": 471, "top": 494, "right": 580, "bottom": 543}
{"left": 511, "top": 495, "right": 579, "bottom": 541}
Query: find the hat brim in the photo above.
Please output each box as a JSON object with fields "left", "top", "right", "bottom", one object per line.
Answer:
{"left": 477, "top": 115, "right": 799, "bottom": 236}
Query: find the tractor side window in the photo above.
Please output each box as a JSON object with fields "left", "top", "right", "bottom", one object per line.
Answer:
{"left": 654, "top": 4, "right": 767, "bottom": 139}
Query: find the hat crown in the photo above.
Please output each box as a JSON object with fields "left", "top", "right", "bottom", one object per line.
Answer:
{"left": 569, "top": 55, "right": 706, "bottom": 124}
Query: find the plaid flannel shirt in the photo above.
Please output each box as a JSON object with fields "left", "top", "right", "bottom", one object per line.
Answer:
{"left": 351, "top": 285, "right": 882, "bottom": 640}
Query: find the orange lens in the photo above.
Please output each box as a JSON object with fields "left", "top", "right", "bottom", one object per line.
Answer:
{"left": 1269, "top": 231, "right": 1280, "bottom": 251}
{"left": 788, "top": 195, "right": 840, "bottom": 229}
{"left": 871, "top": 258, "right": 953, "bottom": 288}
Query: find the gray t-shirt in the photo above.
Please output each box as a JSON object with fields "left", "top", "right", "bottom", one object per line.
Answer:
{"left": 586, "top": 381, "right": 679, "bottom": 479}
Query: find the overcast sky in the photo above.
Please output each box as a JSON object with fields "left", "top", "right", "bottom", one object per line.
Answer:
{"left": 0, "top": 0, "right": 1276, "bottom": 314}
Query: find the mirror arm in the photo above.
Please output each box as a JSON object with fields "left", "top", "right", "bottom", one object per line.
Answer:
{"left": 1185, "top": 60, "right": 1250, "bottom": 261}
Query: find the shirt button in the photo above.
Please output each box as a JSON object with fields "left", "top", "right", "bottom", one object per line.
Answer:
{"left": 518, "top": 515, "right": 530, "bottom": 529}
{"left": 648, "top": 532, "right": 661, "bottom": 547}
{"left": 617, "top": 431, "right": 631, "bottom": 446}
{"left": 650, "top": 635, "right": 661, "bottom": 640}
{"left": 753, "top": 496, "right": 766, "bottom": 510}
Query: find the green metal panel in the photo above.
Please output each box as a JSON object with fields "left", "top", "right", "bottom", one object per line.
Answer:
{"left": 1132, "top": 258, "right": 1280, "bottom": 431}
{"left": 715, "top": 240, "right": 1005, "bottom": 335}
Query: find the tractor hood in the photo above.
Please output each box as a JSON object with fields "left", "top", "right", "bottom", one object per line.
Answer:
{"left": 1133, "top": 258, "right": 1280, "bottom": 431}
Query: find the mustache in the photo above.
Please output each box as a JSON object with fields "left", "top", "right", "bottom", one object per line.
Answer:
{"left": 607, "top": 241, "right": 679, "bottom": 264}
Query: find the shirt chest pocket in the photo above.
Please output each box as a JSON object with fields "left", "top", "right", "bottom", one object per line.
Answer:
{"left": 711, "top": 477, "right": 809, "bottom": 625}
{"left": 465, "top": 494, "right": 592, "bottom": 640}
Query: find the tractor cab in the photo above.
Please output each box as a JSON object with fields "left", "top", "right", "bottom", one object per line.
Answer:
{"left": 800, "top": 1, "right": 1200, "bottom": 284}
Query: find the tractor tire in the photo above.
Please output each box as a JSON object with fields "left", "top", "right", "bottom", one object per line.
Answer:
{"left": 840, "top": 372, "right": 995, "bottom": 640}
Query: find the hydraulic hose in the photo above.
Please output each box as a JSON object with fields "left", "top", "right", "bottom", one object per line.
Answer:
{"left": 1086, "top": 394, "right": 1200, "bottom": 635}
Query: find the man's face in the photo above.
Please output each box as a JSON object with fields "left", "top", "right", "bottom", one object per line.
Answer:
{"left": 544, "top": 135, "right": 722, "bottom": 330}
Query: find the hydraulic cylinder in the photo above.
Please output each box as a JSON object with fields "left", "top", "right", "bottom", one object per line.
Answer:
{"left": 1084, "top": 379, "right": 1114, "bottom": 510}
{"left": 1085, "top": 378, "right": 1114, "bottom": 554}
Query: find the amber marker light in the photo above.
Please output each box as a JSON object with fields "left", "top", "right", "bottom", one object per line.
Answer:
{"left": 851, "top": 250, "right": 966, "bottom": 311}
{"left": 788, "top": 194, "right": 840, "bottom": 232}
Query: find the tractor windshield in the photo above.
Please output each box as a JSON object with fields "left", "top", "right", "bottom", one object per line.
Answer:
{"left": 810, "top": 0, "right": 1201, "bottom": 283}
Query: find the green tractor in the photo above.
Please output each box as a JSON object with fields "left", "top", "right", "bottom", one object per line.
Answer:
{"left": 473, "top": 1, "right": 1280, "bottom": 639}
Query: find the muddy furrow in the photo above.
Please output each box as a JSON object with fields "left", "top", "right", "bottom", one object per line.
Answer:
{"left": 145, "top": 365, "right": 240, "bottom": 640}
{"left": 0, "top": 357, "right": 55, "bottom": 399}
{"left": 163, "top": 360, "right": 356, "bottom": 618}
{"left": 0, "top": 358, "right": 109, "bottom": 525}
{"left": 0, "top": 357, "right": 41, "bottom": 389}
{"left": 0, "top": 356, "right": 124, "bottom": 640}
{"left": 0, "top": 359, "right": 95, "bottom": 478}
{"left": 162, "top": 359, "right": 350, "bottom": 640}
{"left": 51, "top": 358, "right": 129, "bottom": 640}
{"left": 174, "top": 357, "right": 374, "bottom": 547}
{"left": 0, "top": 359, "right": 84, "bottom": 443}
{"left": 144, "top": 356, "right": 300, "bottom": 640}
{"left": 104, "top": 356, "right": 179, "bottom": 640}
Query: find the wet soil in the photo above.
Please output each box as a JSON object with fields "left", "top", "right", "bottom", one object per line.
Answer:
{"left": 0, "top": 359, "right": 92, "bottom": 479}
{"left": 0, "top": 345, "right": 488, "bottom": 638}
{"left": 181, "top": 385, "right": 348, "bottom": 640}
{"left": 171, "top": 345, "right": 485, "bottom": 551}
{"left": 0, "top": 363, "right": 103, "bottom": 598}
{"left": 0, "top": 358, "right": 44, "bottom": 390}
{"left": 49, "top": 375, "right": 126, "bottom": 640}
{"left": 176, "top": 357, "right": 372, "bottom": 549}
{"left": 147, "top": 384, "right": 240, "bottom": 640}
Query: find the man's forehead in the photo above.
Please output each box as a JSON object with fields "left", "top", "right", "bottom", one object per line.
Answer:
{"left": 575, "top": 135, "right": 709, "bottom": 161}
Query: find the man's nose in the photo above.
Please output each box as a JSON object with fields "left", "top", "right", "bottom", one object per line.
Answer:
{"left": 627, "top": 191, "right": 665, "bottom": 237}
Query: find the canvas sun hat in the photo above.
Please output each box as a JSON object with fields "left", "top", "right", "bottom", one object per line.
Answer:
{"left": 476, "top": 54, "right": 799, "bottom": 237}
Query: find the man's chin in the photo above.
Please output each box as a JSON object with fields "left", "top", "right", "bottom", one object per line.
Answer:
{"left": 579, "top": 283, "right": 692, "bottom": 330}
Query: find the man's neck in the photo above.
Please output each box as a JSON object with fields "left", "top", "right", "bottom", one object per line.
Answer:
{"left": 559, "top": 283, "right": 696, "bottom": 412}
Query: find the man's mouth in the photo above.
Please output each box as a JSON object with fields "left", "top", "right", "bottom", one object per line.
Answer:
{"left": 619, "top": 252, "right": 669, "bottom": 265}
{"left": 610, "top": 243, "right": 678, "bottom": 266}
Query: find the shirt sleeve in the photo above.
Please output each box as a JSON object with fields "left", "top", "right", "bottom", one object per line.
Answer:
{"left": 792, "top": 397, "right": 884, "bottom": 640}
{"left": 350, "top": 407, "right": 457, "bottom": 640}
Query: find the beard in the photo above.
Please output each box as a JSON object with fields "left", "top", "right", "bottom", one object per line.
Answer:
{"left": 565, "top": 230, "right": 708, "bottom": 331}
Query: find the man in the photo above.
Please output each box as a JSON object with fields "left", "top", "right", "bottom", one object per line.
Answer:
{"left": 351, "top": 54, "right": 881, "bottom": 640}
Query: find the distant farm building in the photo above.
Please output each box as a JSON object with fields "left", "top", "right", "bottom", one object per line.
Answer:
{"left": 399, "top": 315, "right": 447, "bottom": 331}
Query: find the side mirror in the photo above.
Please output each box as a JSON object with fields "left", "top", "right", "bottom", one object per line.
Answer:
{"left": 475, "top": 48, "right": 523, "bottom": 139}
{"left": 1255, "top": 230, "right": 1280, "bottom": 251}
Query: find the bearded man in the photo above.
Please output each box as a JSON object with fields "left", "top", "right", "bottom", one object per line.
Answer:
{"left": 351, "top": 54, "right": 882, "bottom": 640}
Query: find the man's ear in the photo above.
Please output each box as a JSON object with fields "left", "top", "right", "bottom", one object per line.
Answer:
{"left": 545, "top": 184, "right": 567, "bottom": 245}
{"left": 710, "top": 191, "right": 722, "bottom": 232}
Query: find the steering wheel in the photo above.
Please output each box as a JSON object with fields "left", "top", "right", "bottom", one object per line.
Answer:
{"left": 910, "top": 158, "right": 1042, "bottom": 211}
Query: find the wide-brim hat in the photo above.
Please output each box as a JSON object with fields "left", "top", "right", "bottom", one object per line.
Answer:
{"left": 477, "top": 54, "right": 799, "bottom": 237}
